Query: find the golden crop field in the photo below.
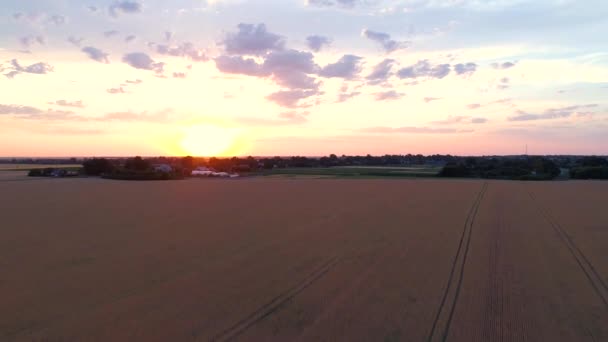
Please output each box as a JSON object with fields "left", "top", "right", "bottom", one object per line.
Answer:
{"left": 1, "top": 177, "right": 607, "bottom": 341}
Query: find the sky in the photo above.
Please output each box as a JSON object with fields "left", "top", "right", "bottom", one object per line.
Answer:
{"left": 0, "top": 0, "right": 607, "bottom": 157}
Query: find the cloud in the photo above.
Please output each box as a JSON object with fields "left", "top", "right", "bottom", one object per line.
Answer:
{"left": 0, "top": 104, "right": 44, "bottom": 115}
{"left": 82, "top": 46, "right": 110, "bottom": 63}
{"left": 454, "top": 62, "right": 477, "bottom": 76}
{"left": 397, "top": 60, "right": 450, "bottom": 79}
{"left": 122, "top": 53, "right": 164, "bottom": 73}
{"left": 68, "top": 36, "right": 84, "bottom": 47}
{"left": 107, "top": 87, "right": 126, "bottom": 94}
{"left": 361, "top": 126, "right": 474, "bottom": 134}
{"left": 52, "top": 100, "right": 85, "bottom": 108}
{"left": 48, "top": 15, "right": 67, "bottom": 25}
{"left": 337, "top": 91, "right": 361, "bottom": 102}
{"left": 362, "top": 29, "right": 409, "bottom": 53}
{"left": 98, "top": 109, "right": 174, "bottom": 122}
{"left": 173, "top": 72, "right": 187, "bottom": 78}
{"left": 373, "top": 90, "right": 404, "bottom": 101}
{"left": 307, "top": 0, "right": 360, "bottom": 9}
{"left": 216, "top": 49, "right": 321, "bottom": 90}
{"left": 266, "top": 89, "right": 320, "bottom": 108}
{"left": 424, "top": 97, "right": 442, "bottom": 103}
{"left": 5, "top": 59, "right": 54, "bottom": 78}
{"left": 263, "top": 49, "right": 320, "bottom": 89}
{"left": 497, "top": 77, "right": 510, "bottom": 90}
{"left": 20, "top": 35, "right": 46, "bottom": 49}
{"left": 472, "top": 117, "right": 488, "bottom": 124}
{"left": 508, "top": 104, "right": 598, "bottom": 121}
{"left": 215, "top": 55, "right": 266, "bottom": 76}
{"left": 366, "top": 58, "right": 396, "bottom": 84}
{"left": 104, "top": 30, "right": 119, "bottom": 38}
{"left": 125, "top": 79, "right": 142, "bottom": 84}
{"left": 306, "top": 35, "right": 332, "bottom": 52}
{"left": 431, "top": 115, "right": 487, "bottom": 125}
{"left": 152, "top": 42, "right": 208, "bottom": 61}
{"left": 221, "top": 23, "right": 285, "bottom": 56}
{"left": 0, "top": 104, "right": 78, "bottom": 120}
{"left": 491, "top": 61, "right": 517, "bottom": 69}
{"left": 238, "top": 111, "right": 310, "bottom": 125}
{"left": 109, "top": 1, "right": 143, "bottom": 17}
{"left": 467, "top": 103, "right": 481, "bottom": 109}
{"left": 319, "top": 54, "right": 363, "bottom": 79}
{"left": 125, "top": 35, "right": 136, "bottom": 43}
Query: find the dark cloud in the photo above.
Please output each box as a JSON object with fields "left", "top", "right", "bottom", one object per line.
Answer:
{"left": 266, "top": 89, "right": 321, "bottom": 108}
{"left": 52, "top": 100, "right": 85, "bottom": 108}
{"left": 424, "top": 97, "right": 442, "bottom": 103}
{"left": 362, "top": 29, "right": 409, "bottom": 53}
{"left": 454, "top": 62, "right": 477, "bottom": 76}
{"left": 216, "top": 49, "right": 321, "bottom": 90}
{"left": 5, "top": 59, "right": 54, "bottom": 78}
{"left": 107, "top": 87, "right": 126, "bottom": 94}
{"left": 306, "top": 35, "right": 332, "bottom": 52}
{"left": 125, "top": 35, "right": 136, "bottom": 43}
{"left": 508, "top": 104, "right": 598, "bottom": 121}
{"left": 152, "top": 42, "right": 208, "bottom": 61}
{"left": 109, "top": 1, "right": 143, "bottom": 17}
{"left": 319, "top": 54, "right": 363, "bottom": 79}
{"left": 87, "top": 6, "right": 99, "bottom": 13}
{"left": 222, "top": 23, "right": 285, "bottom": 56}
{"left": 122, "top": 53, "right": 164, "bottom": 73}
{"left": 68, "top": 36, "right": 84, "bottom": 47}
{"left": 361, "top": 126, "right": 474, "bottom": 134}
{"left": 19, "top": 35, "right": 46, "bottom": 49}
{"left": 215, "top": 55, "right": 266, "bottom": 76}
{"left": 397, "top": 60, "right": 450, "bottom": 79}
{"left": 263, "top": 49, "right": 320, "bottom": 89}
{"left": 373, "top": 90, "right": 404, "bottom": 101}
{"left": 82, "top": 46, "right": 110, "bottom": 63}
{"left": 366, "top": 58, "right": 395, "bottom": 84}
{"left": 491, "top": 61, "right": 517, "bottom": 69}
{"left": 472, "top": 117, "right": 488, "bottom": 124}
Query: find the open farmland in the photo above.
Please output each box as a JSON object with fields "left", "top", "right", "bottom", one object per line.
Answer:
{"left": 0, "top": 164, "right": 82, "bottom": 171}
{"left": 259, "top": 165, "right": 441, "bottom": 178}
{"left": 1, "top": 178, "right": 607, "bottom": 341}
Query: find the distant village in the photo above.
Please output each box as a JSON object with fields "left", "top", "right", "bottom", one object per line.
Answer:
{"left": 3, "top": 154, "right": 607, "bottom": 181}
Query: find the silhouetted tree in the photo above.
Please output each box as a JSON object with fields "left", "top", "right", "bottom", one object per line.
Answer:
{"left": 83, "top": 158, "right": 115, "bottom": 176}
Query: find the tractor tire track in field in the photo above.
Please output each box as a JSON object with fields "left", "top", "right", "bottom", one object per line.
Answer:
{"left": 211, "top": 256, "right": 340, "bottom": 342}
{"left": 527, "top": 189, "right": 608, "bottom": 308}
{"left": 427, "top": 182, "right": 488, "bottom": 342}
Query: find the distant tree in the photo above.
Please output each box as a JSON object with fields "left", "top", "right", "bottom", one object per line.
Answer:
{"left": 83, "top": 158, "right": 115, "bottom": 176}
{"left": 181, "top": 156, "right": 194, "bottom": 170}
{"left": 125, "top": 156, "right": 150, "bottom": 171}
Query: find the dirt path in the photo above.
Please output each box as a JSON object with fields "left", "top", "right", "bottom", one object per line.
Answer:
{"left": 446, "top": 182, "right": 608, "bottom": 341}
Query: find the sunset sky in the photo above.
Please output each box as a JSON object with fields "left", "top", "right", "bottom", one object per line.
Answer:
{"left": 1, "top": 0, "right": 607, "bottom": 157}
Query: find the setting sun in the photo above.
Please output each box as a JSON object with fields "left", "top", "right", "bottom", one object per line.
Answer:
{"left": 180, "top": 125, "right": 243, "bottom": 157}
